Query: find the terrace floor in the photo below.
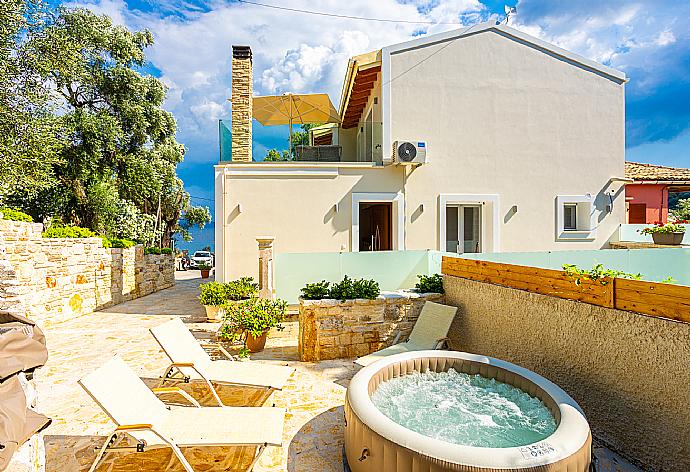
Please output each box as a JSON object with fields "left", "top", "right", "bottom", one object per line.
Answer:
{"left": 37, "top": 271, "right": 642, "bottom": 472}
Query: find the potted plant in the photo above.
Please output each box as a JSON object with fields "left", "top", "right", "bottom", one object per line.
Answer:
{"left": 199, "top": 282, "right": 228, "bottom": 322}
{"left": 219, "top": 298, "right": 286, "bottom": 355}
{"left": 225, "top": 277, "right": 259, "bottom": 303}
{"left": 639, "top": 221, "right": 687, "bottom": 245}
{"left": 198, "top": 262, "right": 212, "bottom": 278}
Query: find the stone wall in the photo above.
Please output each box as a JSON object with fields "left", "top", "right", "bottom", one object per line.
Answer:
{"left": 444, "top": 275, "right": 690, "bottom": 472}
{"left": 298, "top": 291, "right": 443, "bottom": 361}
{"left": 0, "top": 219, "right": 174, "bottom": 325}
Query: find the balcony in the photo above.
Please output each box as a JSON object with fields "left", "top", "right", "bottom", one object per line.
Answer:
{"left": 219, "top": 120, "right": 383, "bottom": 164}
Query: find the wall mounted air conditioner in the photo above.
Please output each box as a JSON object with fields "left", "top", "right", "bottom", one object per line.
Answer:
{"left": 392, "top": 141, "right": 427, "bottom": 165}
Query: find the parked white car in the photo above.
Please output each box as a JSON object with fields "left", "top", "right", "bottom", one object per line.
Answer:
{"left": 190, "top": 251, "right": 214, "bottom": 269}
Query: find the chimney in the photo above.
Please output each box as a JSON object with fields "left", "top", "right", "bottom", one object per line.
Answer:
{"left": 231, "top": 45, "right": 253, "bottom": 162}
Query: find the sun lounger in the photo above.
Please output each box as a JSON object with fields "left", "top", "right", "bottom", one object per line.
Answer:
{"left": 355, "top": 301, "right": 457, "bottom": 367}
{"left": 79, "top": 356, "right": 284, "bottom": 472}
{"left": 150, "top": 318, "right": 295, "bottom": 406}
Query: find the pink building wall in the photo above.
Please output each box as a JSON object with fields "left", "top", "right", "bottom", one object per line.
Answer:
{"left": 625, "top": 184, "right": 668, "bottom": 223}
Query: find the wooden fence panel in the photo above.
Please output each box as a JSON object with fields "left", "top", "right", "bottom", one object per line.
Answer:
{"left": 615, "top": 278, "right": 690, "bottom": 323}
{"left": 442, "top": 257, "right": 614, "bottom": 308}
{"left": 442, "top": 256, "right": 690, "bottom": 323}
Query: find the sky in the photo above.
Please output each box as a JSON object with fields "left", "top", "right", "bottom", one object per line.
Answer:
{"left": 59, "top": 0, "right": 690, "bottom": 251}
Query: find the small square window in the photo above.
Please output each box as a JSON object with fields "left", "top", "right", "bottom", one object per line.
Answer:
{"left": 564, "top": 204, "right": 577, "bottom": 230}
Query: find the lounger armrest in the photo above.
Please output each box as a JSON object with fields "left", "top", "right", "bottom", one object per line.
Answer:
{"left": 200, "top": 342, "right": 235, "bottom": 361}
{"left": 151, "top": 387, "right": 201, "bottom": 408}
{"left": 169, "top": 362, "right": 195, "bottom": 367}
{"left": 116, "top": 424, "right": 153, "bottom": 431}
{"left": 434, "top": 337, "right": 451, "bottom": 350}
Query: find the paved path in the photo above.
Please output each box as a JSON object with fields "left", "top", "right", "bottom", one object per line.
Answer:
{"left": 38, "top": 271, "right": 355, "bottom": 471}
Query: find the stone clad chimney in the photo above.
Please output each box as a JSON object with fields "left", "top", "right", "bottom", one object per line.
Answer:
{"left": 231, "top": 45, "right": 253, "bottom": 162}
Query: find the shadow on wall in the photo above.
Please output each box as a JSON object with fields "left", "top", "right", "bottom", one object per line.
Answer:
{"left": 444, "top": 276, "right": 690, "bottom": 472}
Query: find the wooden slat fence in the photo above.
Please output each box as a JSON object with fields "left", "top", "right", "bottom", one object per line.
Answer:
{"left": 442, "top": 256, "right": 690, "bottom": 323}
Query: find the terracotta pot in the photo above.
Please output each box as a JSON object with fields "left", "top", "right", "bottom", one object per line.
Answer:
{"left": 200, "top": 269, "right": 210, "bottom": 278}
{"left": 651, "top": 232, "right": 685, "bottom": 245}
{"left": 204, "top": 305, "right": 225, "bottom": 322}
{"left": 245, "top": 330, "right": 269, "bottom": 353}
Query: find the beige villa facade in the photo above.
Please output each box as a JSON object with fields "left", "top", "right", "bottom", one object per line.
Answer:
{"left": 214, "top": 22, "right": 628, "bottom": 282}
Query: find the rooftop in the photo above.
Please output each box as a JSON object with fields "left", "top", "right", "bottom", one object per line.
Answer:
{"left": 625, "top": 161, "right": 690, "bottom": 182}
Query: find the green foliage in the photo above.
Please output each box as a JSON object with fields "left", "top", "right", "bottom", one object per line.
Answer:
{"left": 176, "top": 206, "right": 212, "bottom": 242}
{"left": 661, "top": 276, "right": 678, "bottom": 284}
{"left": 639, "top": 222, "right": 687, "bottom": 235}
{"left": 197, "top": 262, "right": 212, "bottom": 270}
{"left": 562, "top": 264, "right": 642, "bottom": 286}
{"left": 198, "top": 278, "right": 258, "bottom": 306}
{"left": 108, "top": 238, "right": 136, "bottom": 248}
{"left": 199, "top": 281, "right": 228, "bottom": 306}
{"left": 300, "top": 276, "right": 381, "bottom": 300}
{"left": 144, "top": 247, "right": 161, "bottom": 255}
{"left": 1, "top": 6, "right": 191, "bottom": 247}
{"left": 0, "top": 208, "right": 33, "bottom": 222}
{"left": 670, "top": 196, "right": 690, "bottom": 221}
{"left": 42, "top": 224, "right": 96, "bottom": 238}
{"left": 219, "top": 298, "right": 287, "bottom": 344}
{"left": 160, "top": 247, "right": 172, "bottom": 255}
{"left": 263, "top": 149, "right": 291, "bottom": 162}
{"left": 300, "top": 281, "right": 330, "bottom": 300}
{"left": 225, "top": 277, "right": 259, "bottom": 301}
{"left": 415, "top": 274, "right": 444, "bottom": 294}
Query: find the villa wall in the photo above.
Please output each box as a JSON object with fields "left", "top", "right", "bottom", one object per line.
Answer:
{"left": 298, "top": 291, "right": 442, "bottom": 361}
{"left": 443, "top": 275, "right": 690, "bottom": 472}
{"left": 0, "top": 219, "right": 174, "bottom": 325}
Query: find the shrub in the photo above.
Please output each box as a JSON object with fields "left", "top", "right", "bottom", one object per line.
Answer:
{"left": 160, "top": 247, "right": 173, "bottom": 255}
{"left": 0, "top": 208, "right": 33, "bottom": 222}
{"left": 226, "top": 277, "right": 258, "bottom": 301}
{"left": 199, "top": 282, "right": 228, "bottom": 306}
{"left": 43, "top": 224, "right": 96, "bottom": 238}
{"left": 326, "top": 275, "right": 380, "bottom": 301}
{"left": 100, "top": 236, "right": 112, "bottom": 248}
{"left": 197, "top": 262, "right": 212, "bottom": 270}
{"left": 415, "top": 274, "right": 444, "bottom": 294}
{"left": 639, "top": 222, "right": 687, "bottom": 235}
{"left": 562, "top": 263, "right": 642, "bottom": 286}
{"left": 144, "top": 247, "right": 161, "bottom": 255}
{"left": 108, "top": 238, "right": 136, "bottom": 248}
{"left": 219, "top": 298, "right": 287, "bottom": 355}
{"left": 300, "top": 281, "right": 330, "bottom": 300}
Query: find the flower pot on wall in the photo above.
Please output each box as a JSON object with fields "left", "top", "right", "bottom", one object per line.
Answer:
{"left": 245, "top": 330, "right": 269, "bottom": 353}
{"left": 651, "top": 232, "right": 685, "bottom": 245}
{"left": 200, "top": 269, "right": 211, "bottom": 278}
{"left": 204, "top": 305, "right": 225, "bottom": 322}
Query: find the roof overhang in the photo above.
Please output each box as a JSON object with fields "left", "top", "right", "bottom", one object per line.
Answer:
{"left": 338, "top": 50, "right": 382, "bottom": 129}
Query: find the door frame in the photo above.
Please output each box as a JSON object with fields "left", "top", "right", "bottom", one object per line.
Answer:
{"left": 438, "top": 194, "right": 500, "bottom": 253}
{"left": 352, "top": 192, "right": 405, "bottom": 252}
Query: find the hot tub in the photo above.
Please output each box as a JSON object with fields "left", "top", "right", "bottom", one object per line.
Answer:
{"left": 345, "top": 351, "right": 591, "bottom": 472}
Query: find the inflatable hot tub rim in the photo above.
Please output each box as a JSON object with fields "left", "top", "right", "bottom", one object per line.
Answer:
{"left": 346, "top": 350, "right": 591, "bottom": 470}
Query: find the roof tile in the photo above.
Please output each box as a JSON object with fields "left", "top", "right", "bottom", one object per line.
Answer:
{"left": 625, "top": 161, "right": 690, "bottom": 181}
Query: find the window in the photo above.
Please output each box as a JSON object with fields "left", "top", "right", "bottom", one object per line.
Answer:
{"left": 563, "top": 204, "right": 577, "bottom": 231}
{"left": 556, "top": 195, "right": 596, "bottom": 241}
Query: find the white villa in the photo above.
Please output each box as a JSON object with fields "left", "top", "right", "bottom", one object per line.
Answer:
{"left": 214, "top": 21, "right": 628, "bottom": 282}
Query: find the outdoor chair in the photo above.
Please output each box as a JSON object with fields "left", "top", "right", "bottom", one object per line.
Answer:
{"left": 355, "top": 301, "right": 458, "bottom": 367}
{"left": 79, "top": 356, "right": 285, "bottom": 472}
{"left": 150, "top": 318, "right": 295, "bottom": 406}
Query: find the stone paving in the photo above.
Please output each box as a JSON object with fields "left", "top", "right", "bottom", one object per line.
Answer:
{"left": 35, "top": 271, "right": 642, "bottom": 472}
{"left": 37, "top": 271, "right": 356, "bottom": 472}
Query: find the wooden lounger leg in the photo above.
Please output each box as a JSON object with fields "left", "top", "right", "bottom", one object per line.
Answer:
{"left": 247, "top": 443, "right": 268, "bottom": 471}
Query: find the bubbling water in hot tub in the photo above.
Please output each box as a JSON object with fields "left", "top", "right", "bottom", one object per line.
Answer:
{"left": 371, "top": 368, "right": 557, "bottom": 448}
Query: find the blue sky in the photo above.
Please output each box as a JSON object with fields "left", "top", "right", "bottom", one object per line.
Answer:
{"left": 61, "top": 0, "right": 690, "bottom": 250}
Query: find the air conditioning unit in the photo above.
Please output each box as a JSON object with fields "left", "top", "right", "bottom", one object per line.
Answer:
{"left": 392, "top": 141, "right": 427, "bottom": 165}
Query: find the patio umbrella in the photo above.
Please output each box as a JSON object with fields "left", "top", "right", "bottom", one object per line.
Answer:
{"left": 252, "top": 93, "right": 341, "bottom": 149}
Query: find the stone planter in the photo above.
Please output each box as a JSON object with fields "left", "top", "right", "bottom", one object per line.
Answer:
{"left": 204, "top": 305, "right": 225, "bottom": 322}
{"left": 651, "top": 232, "right": 685, "bottom": 245}
{"left": 298, "top": 291, "right": 444, "bottom": 362}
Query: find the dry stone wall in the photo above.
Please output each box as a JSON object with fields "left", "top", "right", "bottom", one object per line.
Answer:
{"left": 0, "top": 220, "right": 174, "bottom": 325}
{"left": 298, "top": 291, "right": 443, "bottom": 361}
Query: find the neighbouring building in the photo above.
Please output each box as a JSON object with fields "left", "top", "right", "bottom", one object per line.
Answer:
{"left": 215, "top": 22, "right": 629, "bottom": 282}
{"left": 624, "top": 161, "right": 690, "bottom": 223}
